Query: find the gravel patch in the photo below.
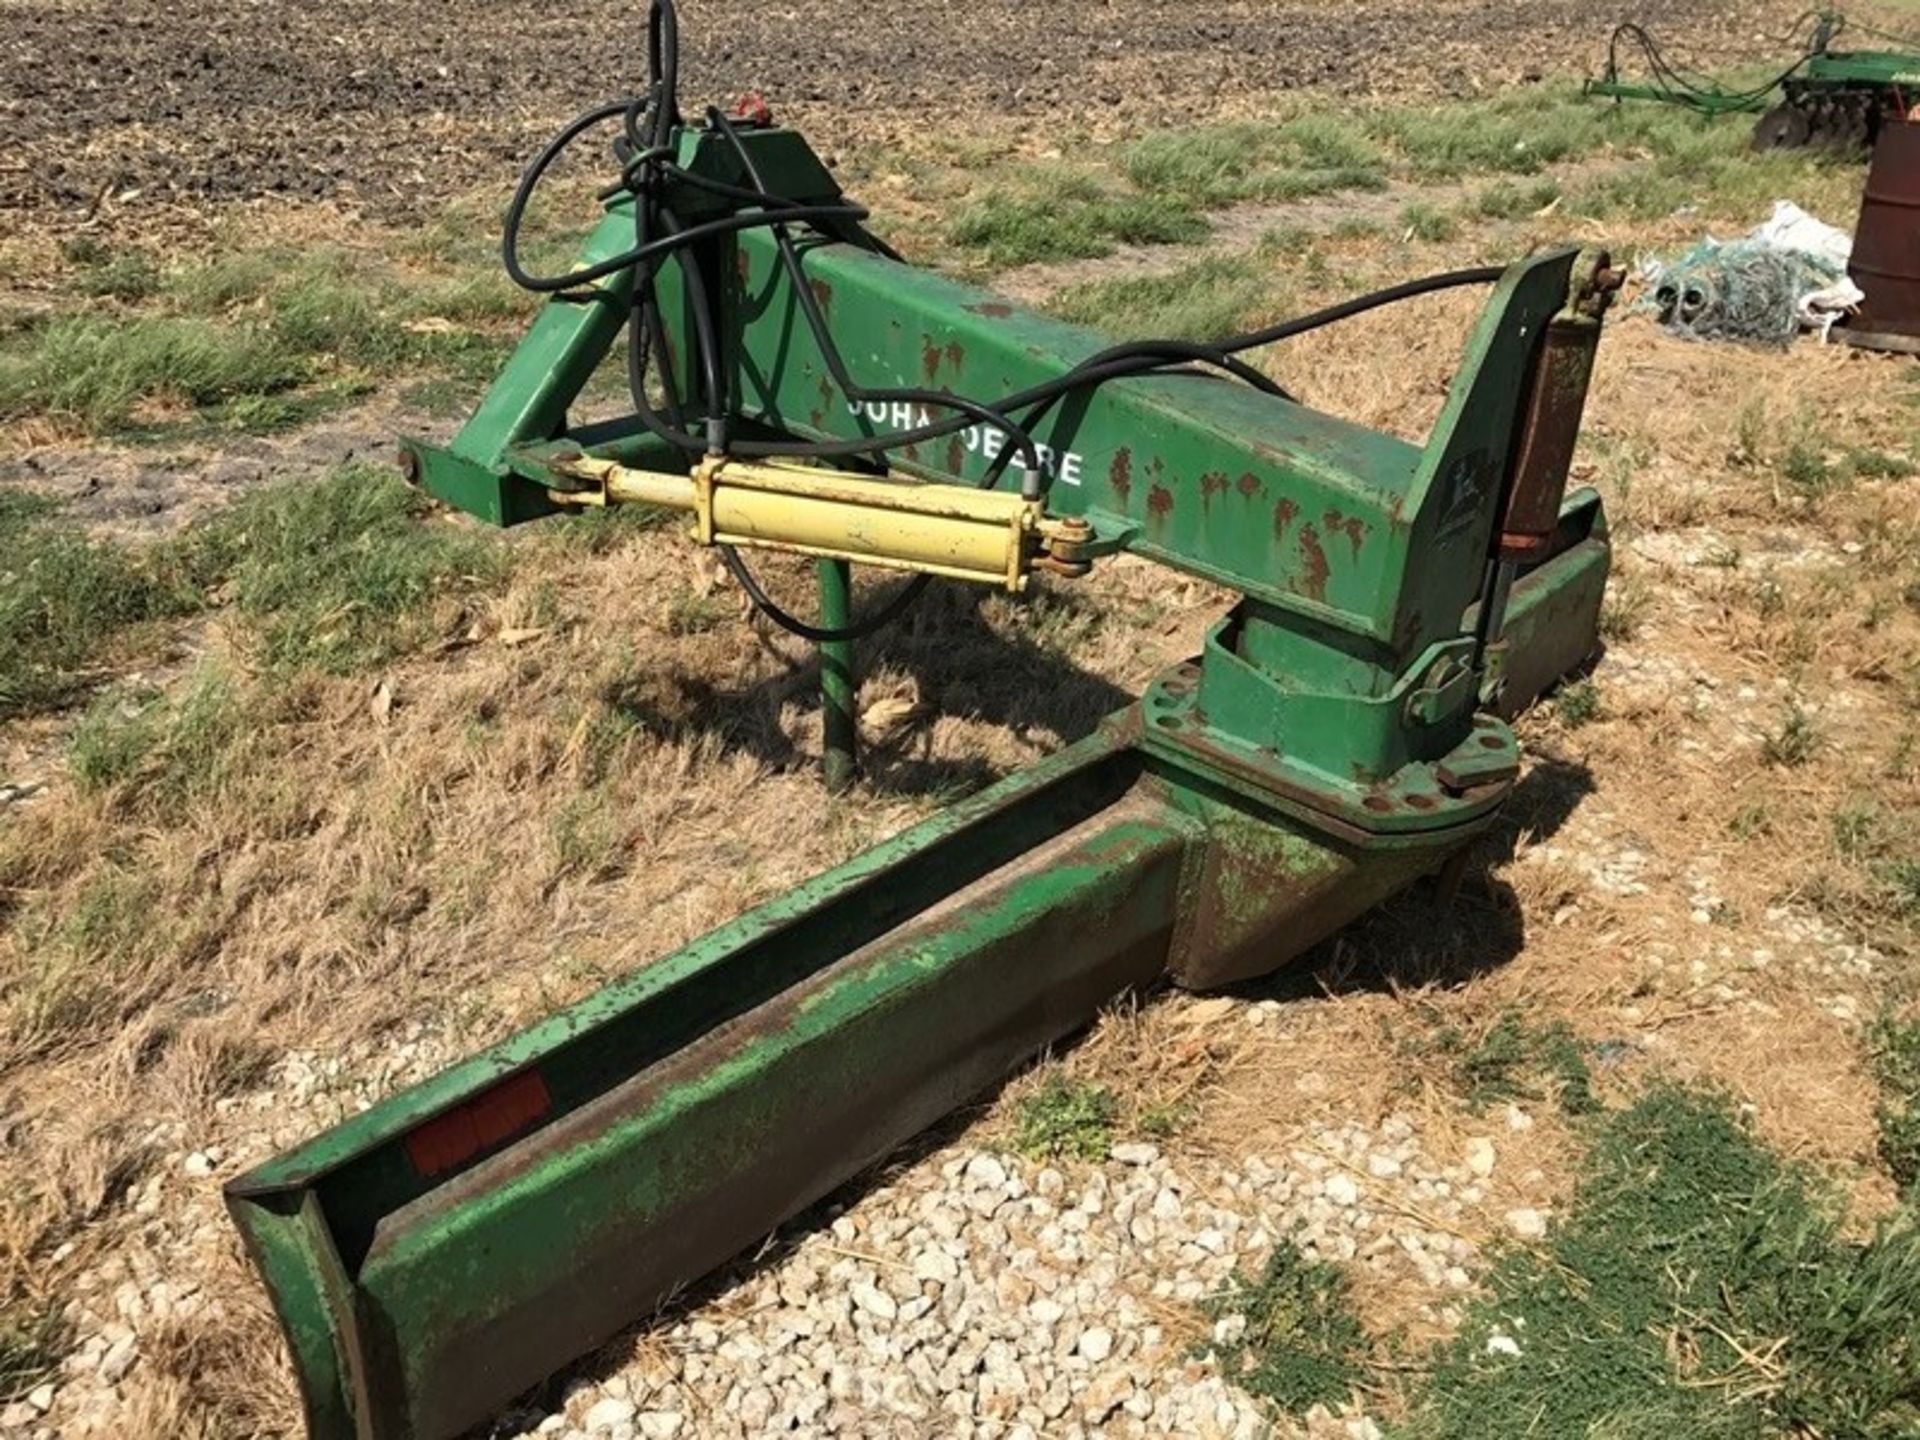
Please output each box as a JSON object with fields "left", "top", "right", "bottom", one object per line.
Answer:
{"left": 475, "top": 1114, "right": 1493, "bottom": 1440}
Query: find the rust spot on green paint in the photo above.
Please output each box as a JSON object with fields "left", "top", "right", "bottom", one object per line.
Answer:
{"left": 810, "top": 279, "right": 834, "bottom": 310}
{"left": 1324, "top": 509, "right": 1368, "bottom": 560}
{"left": 946, "top": 437, "right": 966, "bottom": 475}
{"left": 1109, "top": 448, "right": 1132, "bottom": 504}
{"left": 1297, "top": 523, "right": 1329, "bottom": 601}
{"left": 1273, "top": 497, "right": 1298, "bottom": 539}
{"left": 1147, "top": 485, "right": 1174, "bottom": 523}
{"left": 1200, "top": 471, "right": 1228, "bottom": 503}
{"left": 1237, "top": 472, "right": 1261, "bottom": 498}
{"left": 945, "top": 341, "right": 965, "bottom": 371}
{"left": 921, "top": 336, "right": 941, "bottom": 383}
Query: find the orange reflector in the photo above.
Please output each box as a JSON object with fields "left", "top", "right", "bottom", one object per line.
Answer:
{"left": 405, "top": 1070, "right": 553, "bottom": 1178}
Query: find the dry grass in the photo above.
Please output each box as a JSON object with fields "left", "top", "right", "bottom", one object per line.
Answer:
{"left": 0, "top": 495, "right": 1228, "bottom": 1432}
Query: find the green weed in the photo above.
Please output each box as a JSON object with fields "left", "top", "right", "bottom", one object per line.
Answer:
{"left": 948, "top": 173, "right": 1207, "bottom": 267}
{"left": 1475, "top": 179, "right": 1561, "bottom": 220}
{"left": 1849, "top": 447, "right": 1916, "bottom": 481}
{"left": 0, "top": 315, "right": 308, "bottom": 430}
{"left": 1374, "top": 95, "right": 1594, "bottom": 178}
{"left": 1728, "top": 801, "right": 1773, "bottom": 841}
{"left": 68, "top": 671, "right": 255, "bottom": 817}
{"left": 74, "top": 250, "right": 161, "bottom": 303}
{"left": 1871, "top": 1015, "right": 1920, "bottom": 1197}
{"left": 187, "top": 465, "right": 509, "bottom": 672}
{"left": 1330, "top": 217, "right": 1385, "bottom": 241}
{"left": 0, "top": 1298, "right": 65, "bottom": 1402}
{"left": 0, "top": 499, "right": 202, "bottom": 716}
{"left": 1832, "top": 802, "right": 1883, "bottom": 861}
{"left": 1123, "top": 120, "right": 1385, "bottom": 208}
{"left": 1254, "top": 225, "right": 1315, "bottom": 259}
{"left": 1203, "top": 1240, "right": 1367, "bottom": 1416}
{"left": 1883, "top": 860, "right": 1920, "bottom": 919}
{"left": 1730, "top": 397, "right": 1769, "bottom": 468}
{"left": 0, "top": 246, "right": 521, "bottom": 437}
{"left": 1399, "top": 202, "right": 1458, "bottom": 243}
{"left": 550, "top": 792, "right": 626, "bottom": 880}
{"left": 1048, "top": 256, "right": 1274, "bottom": 341}
{"left": 1415, "top": 1085, "right": 1920, "bottom": 1440}
{"left": 665, "top": 590, "right": 730, "bottom": 637}
{"left": 1598, "top": 577, "right": 1650, "bottom": 641}
{"left": 541, "top": 499, "right": 678, "bottom": 558}
{"left": 1135, "top": 1100, "right": 1192, "bottom": 1140}
{"left": 1555, "top": 679, "right": 1602, "bottom": 728}
{"left": 8, "top": 866, "right": 170, "bottom": 1049}
{"left": 1435, "top": 1010, "right": 1598, "bottom": 1116}
{"left": 1762, "top": 703, "right": 1819, "bottom": 768}
{"left": 1014, "top": 1074, "right": 1118, "bottom": 1161}
{"left": 1783, "top": 438, "right": 1845, "bottom": 499}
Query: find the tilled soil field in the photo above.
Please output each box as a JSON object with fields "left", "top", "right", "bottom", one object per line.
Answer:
{"left": 3, "top": 0, "right": 1788, "bottom": 222}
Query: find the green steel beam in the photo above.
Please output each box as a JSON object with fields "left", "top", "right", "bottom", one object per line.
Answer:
{"left": 406, "top": 123, "right": 1597, "bottom": 827}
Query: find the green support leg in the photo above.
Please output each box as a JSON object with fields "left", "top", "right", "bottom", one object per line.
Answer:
{"left": 817, "top": 558, "right": 858, "bottom": 792}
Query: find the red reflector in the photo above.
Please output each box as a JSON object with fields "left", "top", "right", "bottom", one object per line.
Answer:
{"left": 405, "top": 1070, "right": 553, "bottom": 1179}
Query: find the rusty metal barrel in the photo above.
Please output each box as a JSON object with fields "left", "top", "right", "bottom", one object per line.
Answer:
{"left": 1842, "top": 118, "right": 1920, "bottom": 354}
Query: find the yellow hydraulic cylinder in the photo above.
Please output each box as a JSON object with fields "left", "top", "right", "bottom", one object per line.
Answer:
{"left": 551, "top": 455, "right": 1089, "bottom": 593}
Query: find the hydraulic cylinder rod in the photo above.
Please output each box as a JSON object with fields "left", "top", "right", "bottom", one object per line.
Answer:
{"left": 545, "top": 454, "right": 1093, "bottom": 592}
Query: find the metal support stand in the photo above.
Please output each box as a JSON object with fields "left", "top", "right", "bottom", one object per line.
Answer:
{"left": 817, "top": 558, "right": 858, "bottom": 792}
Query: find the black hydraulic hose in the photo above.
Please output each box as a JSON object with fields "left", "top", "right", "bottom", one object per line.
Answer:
{"left": 504, "top": 0, "right": 1515, "bottom": 641}
{"left": 602, "top": 220, "right": 1488, "bottom": 468}
{"left": 1601, "top": 18, "right": 1820, "bottom": 108}
{"left": 718, "top": 555, "right": 933, "bottom": 644}
{"left": 626, "top": 251, "right": 1503, "bottom": 637}
{"left": 706, "top": 107, "right": 1043, "bottom": 483}
{"left": 646, "top": 0, "right": 681, "bottom": 138}
{"left": 500, "top": 99, "right": 631, "bottom": 291}
{"left": 657, "top": 191, "right": 941, "bottom": 642}
{"left": 1207, "top": 264, "right": 1505, "bottom": 350}
{"left": 510, "top": 197, "right": 871, "bottom": 294}
{"left": 658, "top": 206, "right": 729, "bottom": 446}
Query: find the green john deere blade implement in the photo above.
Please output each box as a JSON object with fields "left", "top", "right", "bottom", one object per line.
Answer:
{"left": 227, "top": 9, "right": 1620, "bottom": 1433}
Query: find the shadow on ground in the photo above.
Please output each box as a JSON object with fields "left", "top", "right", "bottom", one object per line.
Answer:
{"left": 1235, "top": 749, "right": 1596, "bottom": 1002}
{"left": 603, "top": 577, "right": 1134, "bottom": 798}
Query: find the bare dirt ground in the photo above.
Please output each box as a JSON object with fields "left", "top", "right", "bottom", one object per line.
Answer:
{"left": 3, "top": 0, "right": 1785, "bottom": 223}
{"left": 5, "top": 2, "right": 1920, "bottom": 1439}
